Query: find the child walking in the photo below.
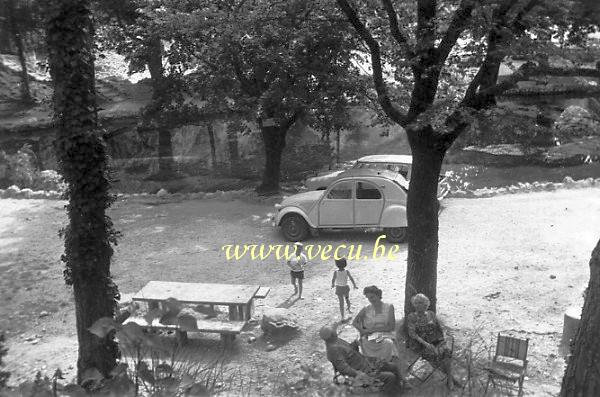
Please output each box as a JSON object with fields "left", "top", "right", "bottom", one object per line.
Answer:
{"left": 331, "top": 257, "right": 358, "bottom": 321}
{"left": 287, "top": 242, "right": 307, "bottom": 299}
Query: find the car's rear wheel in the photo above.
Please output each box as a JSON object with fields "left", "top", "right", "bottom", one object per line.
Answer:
{"left": 384, "top": 227, "right": 407, "bottom": 243}
{"left": 281, "top": 214, "right": 310, "bottom": 242}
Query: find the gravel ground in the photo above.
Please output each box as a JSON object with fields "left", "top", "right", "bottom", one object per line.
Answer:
{"left": 1, "top": 187, "right": 599, "bottom": 395}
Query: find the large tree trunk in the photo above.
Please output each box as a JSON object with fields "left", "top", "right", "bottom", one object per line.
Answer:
{"left": 207, "top": 121, "right": 217, "bottom": 170}
{"left": 474, "top": 29, "right": 503, "bottom": 107}
{"left": 147, "top": 36, "right": 174, "bottom": 177}
{"left": 46, "top": 0, "right": 119, "bottom": 382}
{"left": 560, "top": 238, "right": 600, "bottom": 396}
{"left": 404, "top": 127, "right": 445, "bottom": 317}
{"left": 257, "top": 123, "right": 286, "bottom": 194}
{"left": 8, "top": 0, "right": 32, "bottom": 104}
{"left": 157, "top": 125, "right": 173, "bottom": 175}
{"left": 226, "top": 121, "right": 240, "bottom": 166}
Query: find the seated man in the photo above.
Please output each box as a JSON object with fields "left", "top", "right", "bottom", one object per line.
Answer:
{"left": 319, "top": 325, "right": 406, "bottom": 395}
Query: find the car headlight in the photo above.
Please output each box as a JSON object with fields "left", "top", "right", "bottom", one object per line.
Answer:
{"left": 274, "top": 203, "right": 282, "bottom": 211}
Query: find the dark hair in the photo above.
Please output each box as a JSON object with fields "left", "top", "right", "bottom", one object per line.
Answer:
{"left": 363, "top": 285, "right": 382, "bottom": 299}
{"left": 335, "top": 257, "right": 347, "bottom": 269}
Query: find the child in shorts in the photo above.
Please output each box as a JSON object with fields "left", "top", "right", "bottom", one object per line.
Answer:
{"left": 331, "top": 257, "right": 358, "bottom": 321}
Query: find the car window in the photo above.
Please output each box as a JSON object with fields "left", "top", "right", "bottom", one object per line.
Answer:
{"left": 356, "top": 181, "right": 382, "bottom": 200}
{"left": 326, "top": 181, "right": 353, "bottom": 199}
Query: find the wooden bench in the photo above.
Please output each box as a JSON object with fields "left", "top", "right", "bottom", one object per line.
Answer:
{"left": 255, "top": 287, "right": 271, "bottom": 299}
{"left": 123, "top": 316, "right": 246, "bottom": 345}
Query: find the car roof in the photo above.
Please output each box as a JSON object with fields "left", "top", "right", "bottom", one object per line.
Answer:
{"left": 357, "top": 154, "right": 413, "bottom": 164}
{"left": 337, "top": 168, "right": 409, "bottom": 187}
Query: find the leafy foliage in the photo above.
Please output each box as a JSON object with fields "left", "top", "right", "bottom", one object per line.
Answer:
{"left": 0, "top": 144, "right": 37, "bottom": 189}
{"left": 554, "top": 106, "right": 600, "bottom": 141}
{"left": 281, "top": 143, "right": 333, "bottom": 181}
{"left": 336, "top": 0, "right": 600, "bottom": 315}
{"left": 130, "top": 0, "right": 364, "bottom": 190}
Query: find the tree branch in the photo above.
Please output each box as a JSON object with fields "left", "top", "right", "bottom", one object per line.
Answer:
{"left": 284, "top": 109, "right": 304, "bottom": 130}
{"left": 336, "top": 0, "right": 407, "bottom": 125}
{"left": 380, "top": 0, "right": 414, "bottom": 58}
{"left": 416, "top": 0, "right": 436, "bottom": 53}
{"left": 435, "top": 0, "right": 476, "bottom": 65}
{"left": 230, "top": 51, "right": 259, "bottom": 97}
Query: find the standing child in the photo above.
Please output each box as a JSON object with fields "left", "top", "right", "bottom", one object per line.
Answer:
{"left": 331, "top": 257, "right": 358, "bottom": 321}
{"left": 287, "top": 242, "right": 307, "bottom": 299}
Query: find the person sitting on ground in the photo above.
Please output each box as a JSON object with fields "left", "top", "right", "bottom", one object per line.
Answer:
{"left": 406, "top": 293, "right": 461, "bottom": 389}
{"left": 352, "top": 285, "right": 399, "bottom": 363}
{"left": 319, "top": 325, "right": 405, "bottom": 395}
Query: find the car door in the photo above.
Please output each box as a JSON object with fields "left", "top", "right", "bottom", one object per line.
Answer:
{"left": 319, "top": 180, "right": 354, "bottom": 226}
{"left": 354, "top": 180, "right": 384, "bottom": 225}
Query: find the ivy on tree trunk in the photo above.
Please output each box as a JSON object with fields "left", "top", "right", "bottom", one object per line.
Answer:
{"left": 560, "top": 239, "right": 600, "bottom": 396}
{"left": 45, "top": 0, "right": 119, "bottom": 383}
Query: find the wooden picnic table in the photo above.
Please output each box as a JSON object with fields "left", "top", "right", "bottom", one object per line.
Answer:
{"left": 132, "top": 281, "right": 261, "bottom": 321}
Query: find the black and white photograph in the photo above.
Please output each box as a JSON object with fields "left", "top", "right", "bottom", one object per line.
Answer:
{"left": 0, "top": 0, "right": 599, "bottom": 395}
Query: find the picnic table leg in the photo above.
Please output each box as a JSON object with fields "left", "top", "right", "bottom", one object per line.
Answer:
{"left": 221, "top": 333, "right": 236, "bottom": 347}
{"left": 238, "top": 305, "right": 245, "bottom": 320}
{"left": 229, "top": 305, "right": 241, "bottom": 320}
{"left": 245, "top": 300, "right": 255, "bottom": 320}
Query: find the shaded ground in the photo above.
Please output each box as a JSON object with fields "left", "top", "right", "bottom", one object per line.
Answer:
{"left": 1, "top": 188, "right": 600, "bottom": 395}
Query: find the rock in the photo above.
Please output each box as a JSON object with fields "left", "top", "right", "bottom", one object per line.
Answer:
{"left": 550, "top": 275, "right": 556, "bottom": 279}
{"left": 6, "top": 185, "right": 20, "bottom": 198}
{"left": 20, "top": 188, "right": 33, "bottom": 198}
{"left": 39, "top": 311, "right": 49, "bottom": 318}
{"left": 265, "top": 343, "right": 277, "bottom": 351}
{"left": 261, "top": 308, "right": 299, "bottom": 337}
{"left": 247, "top": 336, "right": 256, "bottom": 344}
{"left": 582, "top": 178, "right": 594, "bottom": 188}
{"left": 30, "top": 190, "right": 46, "bottom": 199}
{"left": 563, "top": 176, "right": 575, "bottom": 186}
{"left": 543, "top": 182, "right": 555, "bottom": 191}
{"left": 48, "top": 190, "right": 60, "bottom": 199}
{"left": 156, "top": 188, "right": 169, "bottom": 197}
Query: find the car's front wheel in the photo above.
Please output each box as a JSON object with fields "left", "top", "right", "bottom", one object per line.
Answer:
{"left": 384, "top": 227, "right": 407, "bottom": 243}
{"left": 281, "top": 214, "right": 310, "bottom": 242}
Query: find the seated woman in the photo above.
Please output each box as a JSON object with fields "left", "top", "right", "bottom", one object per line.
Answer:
{"left": 406, "top": 293, "right": 460, "bottom": 389}
{"left": 352, "top": 285, "right": 399, "bottom": 363}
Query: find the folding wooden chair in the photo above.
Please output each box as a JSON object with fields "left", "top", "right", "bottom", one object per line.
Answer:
{"left": 484, "top": 334, "right": 529, "bottom": 397}
{"left": 406, "top": 335, "right": 454, "bottom": 384}
{"left": 332, "top": 339, "right": 361, "bottom": 385}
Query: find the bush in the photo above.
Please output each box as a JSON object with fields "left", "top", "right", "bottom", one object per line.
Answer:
{"left": 454, "top": 109, "right": 558, "bottom": 150}
{"left": 0, "top": 144, "right": 38, "bottom": 189}
{"left": 554, "top": 106, "right": 600, "bottom": 142}
{"left": 32, "top": 170, "right": 66, "bottom": 192}
{"left": 0, "top": 145, "right": 66, "bottom": 192}
{"left": 281, "top": 143, "right": 332, "bottom": 181}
